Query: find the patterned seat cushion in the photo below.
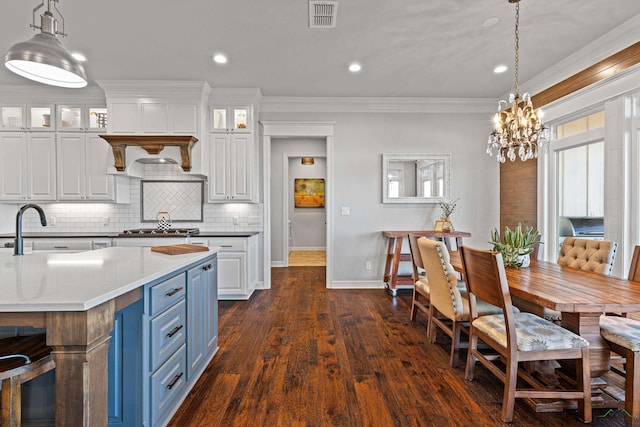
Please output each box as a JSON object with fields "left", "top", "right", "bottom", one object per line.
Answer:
{"left": 415, "top": 277, "right": 430, "bottom": 294}
{"left": 473, "top": 312, "right": 589, "bottom": 351}
{"left": 511, "top": 296, "right": 561, "bottom": 321}
{"left": 600, "top": 315, "right": 640, "bottom": 352}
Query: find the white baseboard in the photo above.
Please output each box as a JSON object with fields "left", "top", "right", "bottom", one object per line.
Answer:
{"left": 289, "top": 247, "right": 326, "bottom": 251}
{"left": 329, "top": 280, "right": 386, "bottom": 289}
{"left": 271, "top": 261, "right": 286, "bottom": 268}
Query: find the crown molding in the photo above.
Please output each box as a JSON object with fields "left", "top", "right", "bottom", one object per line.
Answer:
{"left": 96, "top": 80, "right": 211, "bottom": 100}
{"left": 260, "top": 96, "right": 496, "bottom": 114}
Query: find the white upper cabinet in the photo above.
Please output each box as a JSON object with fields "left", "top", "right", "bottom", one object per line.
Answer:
{"left": 57, "top": 133, "right": 115, "bottom": 201}
{"left": 109, "top": 101, "right": 198, "bottom": 134}
{"left": 57, "top": 105, "right": 108, "bottom": 132}
{"left": 0, "top": 105, "right": 55, "bottom": 131}
{"left": 0, "top": 132, "right": 56, "bottom": 201}
{"left": 208, "top": 133, "right": 252, "bottom": 202}
{"left": 210, "top": 106, "right": 250, "bottom": 133}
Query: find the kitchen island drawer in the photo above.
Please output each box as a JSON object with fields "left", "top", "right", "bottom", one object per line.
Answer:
{"left": 207, "top": 237, "right": 246, "bottom": 252}
{"left": 150, "top": 344, "right": 187, "bottom": 427}
{"left": 149, "top": 272, "right": 186, "bottom": 316}
{"left": 150, "top": 300, "right": 186, "bottom": 372}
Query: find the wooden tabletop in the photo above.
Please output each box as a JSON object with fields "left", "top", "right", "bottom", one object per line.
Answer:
{"left": 382, "top": 230, "right": 471, "bottom": 238}
{"left": 505, "top": 260, "right": 640, "bottom": 313}
{"left": 449, "top": 253, "right": 640, "bottom": 314}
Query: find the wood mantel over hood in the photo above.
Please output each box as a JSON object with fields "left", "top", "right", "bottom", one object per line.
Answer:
{"left": 98, "top": 135, "right": 199, "bottom": 172}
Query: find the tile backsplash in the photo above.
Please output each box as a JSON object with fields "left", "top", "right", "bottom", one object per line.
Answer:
{"left": 17, "top": 164, "right": 263, "bottom": 233}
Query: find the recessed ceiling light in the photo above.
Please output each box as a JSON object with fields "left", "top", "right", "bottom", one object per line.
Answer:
{"left": 494, "top": 65, "right": 508, "bottom": 74}
{"left": 348, "top": 63, "right": 361, "bottom": 73}
{"left": 72, "top": 52, "right": 87, "bottom": 62}
{"left": 483, "top": 17, "right": 500, "bottom": 28}
{"left": 212, "top": 54, "right": 228, "bottom": 64}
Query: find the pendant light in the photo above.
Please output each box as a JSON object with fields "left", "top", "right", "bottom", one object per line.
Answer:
{"left": 486, "top": 0, "right": 548, "bottom": 162}
{"left": 5, "top": 0, "right": 87, "bottom": 88}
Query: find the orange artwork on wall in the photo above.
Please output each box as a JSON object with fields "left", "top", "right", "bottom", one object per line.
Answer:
{"left": 294, "top": 178, "right": 325, "bottom": 208}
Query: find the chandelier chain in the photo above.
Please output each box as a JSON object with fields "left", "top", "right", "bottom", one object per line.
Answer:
{"left": 486, "top": 0, "right": 549, "bottom": 163}
{"left": 513, "top": 0, "right": 520, "bottom": 95}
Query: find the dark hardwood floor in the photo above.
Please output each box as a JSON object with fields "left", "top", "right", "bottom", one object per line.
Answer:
{"left": 169, "top": 266, "right": 628, "bottom": 426}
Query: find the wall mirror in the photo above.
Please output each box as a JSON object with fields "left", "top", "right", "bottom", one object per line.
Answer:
{"left": 382, "top": 153, "right": 450, "bottom": 203}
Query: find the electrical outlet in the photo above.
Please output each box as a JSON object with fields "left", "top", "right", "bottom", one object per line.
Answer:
{"left": 103, "top": 216, "right": 110, "bottom": 226}
{"left": 365, "top": 261, "right": 372, "bottom": 270}
{"left": 233, "top": 216, "right": 239, "bottom": 225}
{"left": 341, "top": 206, "right": 350, "bottom": 215}
{"left": 50, "top": 216, "right": 56, "bottom": 226}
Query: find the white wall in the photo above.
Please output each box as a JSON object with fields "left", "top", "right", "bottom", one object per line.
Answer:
{"left": 261, "top": 110, "right": 500, "bottom": 285}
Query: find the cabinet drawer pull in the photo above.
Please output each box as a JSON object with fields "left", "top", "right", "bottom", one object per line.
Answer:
{"left": 202, "top": 263, "right": 213, "bottom": 271}
{"left": 166, "top": 372, "right": 183, "bottom": 390}
{"left": 220, "top": 245, "right": 233, "bottom": 248}
{"left": 54, "top": 246, "right": 69, "bottom": 249}
{"left": 165, "top": 287, "right": 183, "bottom": 297}
{"left": 166, "top": 325, "right": 183, "bottom": 338}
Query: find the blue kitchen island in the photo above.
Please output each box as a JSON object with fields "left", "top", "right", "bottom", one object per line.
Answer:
{"left": 0, "top": 246, "right": 218, "bottom": 427}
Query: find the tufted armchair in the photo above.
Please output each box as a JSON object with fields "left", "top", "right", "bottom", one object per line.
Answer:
{"left": 557, "top": 238, "right": 618, "bottom": 274}
{"left": 514, "top": 238, "right": 618, "bottom": 322}
{"left": 418, "top": 237, "right": 502, "bottom": 368}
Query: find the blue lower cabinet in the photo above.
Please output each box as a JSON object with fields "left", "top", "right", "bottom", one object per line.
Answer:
{"left": 150, "top": 344, "right": 187, "bottom": 426}
{"left": 108, "top": 299, "right": 143, "bottom": 427}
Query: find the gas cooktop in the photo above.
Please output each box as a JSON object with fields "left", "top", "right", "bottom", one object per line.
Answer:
{"left": 119, "top": 228, "right": 200, "bottom": 236}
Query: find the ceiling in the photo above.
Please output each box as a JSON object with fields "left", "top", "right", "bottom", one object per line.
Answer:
{"left": 1, "top": 0, "right": 639, "bottom": 98}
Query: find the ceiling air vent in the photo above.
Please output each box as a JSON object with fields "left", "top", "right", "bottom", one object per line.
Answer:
{"left": 309, "top": 1, "right": 338, "bottom": 28}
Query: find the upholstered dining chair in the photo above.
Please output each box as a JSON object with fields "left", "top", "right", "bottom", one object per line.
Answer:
{"left": 460, "top": 245, "right": 592, "bottom": 423}
{"left": 418, "top": 238, "right": 502, "bottom": 368}
{"left": 599, "top": 316, "right": 640, "bottom": 426}
{"left": 0, "top": 333, "right": 55, "bottom": 426}
{"left": 597, "top": 245, "right": 640, "bottom": 426}
{"left": 408, "top": 233, "right": 430, "bottom": 322}
{"left": 514, "top": 237, "right": 618, "bottom": 322}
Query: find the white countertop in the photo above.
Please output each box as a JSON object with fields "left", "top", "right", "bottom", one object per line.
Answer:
{"left": 0, "top": 246, "right": 217, "bottom": 312}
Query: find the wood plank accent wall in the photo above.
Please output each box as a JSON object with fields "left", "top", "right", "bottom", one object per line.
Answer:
{"left": 500, "top": 158, "right": 537, "bottom": 231}
{"left": 499, "top": 42, "right": 640, "bottom": 232}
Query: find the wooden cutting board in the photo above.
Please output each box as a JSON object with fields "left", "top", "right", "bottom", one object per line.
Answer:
{"left": 151, "top": 244, "right": 209, "bottom": 255}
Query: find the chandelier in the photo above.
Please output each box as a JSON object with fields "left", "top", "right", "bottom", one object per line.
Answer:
{"left": 487, "top": 0, "right": 548, "bottom": 162}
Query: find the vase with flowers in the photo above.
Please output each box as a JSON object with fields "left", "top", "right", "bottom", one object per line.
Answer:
{"left": 438, "top": 198, "right": 460, "bottom": 232}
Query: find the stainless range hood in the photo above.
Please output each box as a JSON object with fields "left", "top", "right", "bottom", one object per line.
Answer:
{"left": 99, "top": 134, "right": 201, "bottom": 177}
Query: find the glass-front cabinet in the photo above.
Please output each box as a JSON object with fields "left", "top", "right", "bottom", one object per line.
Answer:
{"left": 0, "top": 105, "right": 55, "bottom": 131}
{"left": 57, "top": 105, "right": 108, "bottom": 131}
{"left": 210, "top": 106, "right": 250, "bottom": 133}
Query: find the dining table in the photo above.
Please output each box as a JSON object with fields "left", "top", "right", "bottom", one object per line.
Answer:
{"left": 449, "top": 252, "right": 640, "bottom": 410}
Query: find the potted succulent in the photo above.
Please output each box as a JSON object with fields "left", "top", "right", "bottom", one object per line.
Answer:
{"left": 489, "top": 223, "right": 540, "bottom": 268}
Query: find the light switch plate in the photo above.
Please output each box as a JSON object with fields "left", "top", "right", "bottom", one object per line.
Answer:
{"left": 341, "top": 206, "right": 350, "bottom": 215}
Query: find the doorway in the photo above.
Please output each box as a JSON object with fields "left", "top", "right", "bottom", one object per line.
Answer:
{"left": 285, "top": 155, "right": 326, "bottom": 267}
{"left": 261, "top": 121, "right": 335, "bottom": 289}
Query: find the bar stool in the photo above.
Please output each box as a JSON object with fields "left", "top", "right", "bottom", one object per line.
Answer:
{"left": 0, "top": 334, "right": 55, "bottom": 426}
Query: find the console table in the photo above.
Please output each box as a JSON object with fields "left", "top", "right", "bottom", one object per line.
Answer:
{"left": 381, "top": 230, "right": 471, "bottom": 295}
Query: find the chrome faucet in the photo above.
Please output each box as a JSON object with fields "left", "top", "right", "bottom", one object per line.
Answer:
{"left": 14, "top": 204, "right": 47, "bottom": 256}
